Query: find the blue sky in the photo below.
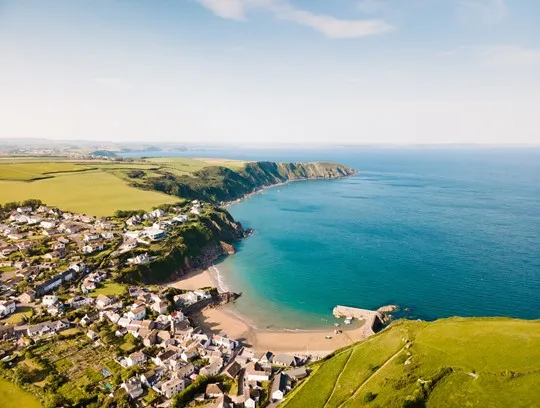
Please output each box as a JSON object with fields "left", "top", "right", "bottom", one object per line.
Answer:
{"left": 0, "top": 0, "right": 539, "bottom": 145}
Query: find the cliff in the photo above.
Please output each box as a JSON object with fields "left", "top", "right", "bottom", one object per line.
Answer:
{"left": 144, "top": 161, "right": 356, "bottom": 203}
{"left": 117, "top": 205, "right": 246, "bottom": 284}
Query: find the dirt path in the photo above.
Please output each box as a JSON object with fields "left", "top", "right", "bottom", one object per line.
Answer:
{"left": 337, "top": 345, "right": 406, "bottom": 408}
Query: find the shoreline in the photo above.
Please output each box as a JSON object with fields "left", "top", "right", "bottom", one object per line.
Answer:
{"left": 168, "top": 266, "right": 376, "bottom": 356}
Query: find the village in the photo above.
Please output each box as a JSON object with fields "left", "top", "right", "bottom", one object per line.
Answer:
{"left": 0, "top": 201, "right": 311, "bottom": 407}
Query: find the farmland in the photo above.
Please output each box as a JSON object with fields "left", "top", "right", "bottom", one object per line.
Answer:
{"left": 0, "top": 158, "right": 246, "bottom": 215}
{"left": 0, "top": 170, "right": 177, "bottom": 216}
{"left": 283, "top": 317, "right": 540, "bottom": 408}
{"left": 0, "top": 378, "right": 41, "bottom": 408}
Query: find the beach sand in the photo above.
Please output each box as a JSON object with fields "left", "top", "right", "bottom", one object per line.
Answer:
{"left": 168, "top": 268, "right": 215, "bottom": 291}
{"left": 191, "top": 306, "right": 371, "bottom": 356}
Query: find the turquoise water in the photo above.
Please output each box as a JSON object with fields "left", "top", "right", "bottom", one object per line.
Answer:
{"left": 130, "top": 147, "right": 540, "bottom": 329}
{"left": 212, "top": 147, "right": 540, "bottom": 329}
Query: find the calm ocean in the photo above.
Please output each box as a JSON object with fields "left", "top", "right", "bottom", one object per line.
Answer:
{"left": 135, "top": 147, "right": 540, "bottom": 329}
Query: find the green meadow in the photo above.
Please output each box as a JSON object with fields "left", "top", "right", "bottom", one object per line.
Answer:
{"left": 284, "top": 317, "right": 540, "bottom": 408}
{"left": 0, "top": 378, "right": 41, "bottom": 408}
{"left": 0, "top": 157, "right": 246, "bottom": 215}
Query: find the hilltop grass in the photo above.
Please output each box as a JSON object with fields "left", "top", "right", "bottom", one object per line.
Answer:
{"left": 145, "top": 157, "right": 246, "bottom": 176}
{"left": 284, "top": 317, "right": 540, "bottom": 408}
{"left": 0, "top": 378, "right": 41, "bottom": 408}
{"left": 0, "top": 170, "right": 177, "bottom": 216}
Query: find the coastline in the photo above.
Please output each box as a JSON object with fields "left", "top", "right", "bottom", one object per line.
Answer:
{"left": 167, "top": 265, "right": 375, "bottom": 356}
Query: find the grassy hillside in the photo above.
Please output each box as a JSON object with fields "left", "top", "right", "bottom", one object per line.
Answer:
{"left": 0, "top": 157, "right": 355, "bottom": 214}
{"left": 284, "top": 318, "right": 540, "bottom": 408}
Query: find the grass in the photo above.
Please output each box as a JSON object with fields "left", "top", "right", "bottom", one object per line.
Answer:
{"left": 89, "top": 282, "right": 127, "bottom": 297}
{"left": 145, "top": 157, "right": 246, "bottom": 176}
{"left": 0, "top": 377, "right": 41, "bottom": 408}
{"left": 0, "top": 170, "right": 177, "bottom": 216}
{"left": 2, "top": 306, "right": 33, "bottom": 324}
{"left": 0, "top": 162, "right": 92, "bottom": 181}
{"left": 284, "top": 317, "right": 540, "bottom": 408}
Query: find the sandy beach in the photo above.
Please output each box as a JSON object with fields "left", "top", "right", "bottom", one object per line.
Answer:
{"left": 167, "top": 268, "right": 215, "bottom": 291}
{"left": 191, "top": 306, "right": 371, "bottom": 356}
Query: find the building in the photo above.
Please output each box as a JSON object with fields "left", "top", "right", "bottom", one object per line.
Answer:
{"left": 18, "top": 290, "right": 36, "bottom": 303}
{"left": 273, "top": 353, "right": 298, "bottom": 367}
{"left": 0, "top": 300, "right": 16, "bottom": 317}
{"left": 245, "top": 363, "right": 271, "bottom": 382}
{"left": 271, "top": 373, "right": 289, "bottom": 401}
{"left": 206, "top": 383, "right": 224, "bottom": 399}
{"left": 95, "top": 294, "right": 113, "bottom": 309}
{"left": 127, "top": 306, "right": 146, "bottom": 320}
{"left": 42, "top": 295, "right": 59, "bottom": 306}
{"left": 162, "top": 378, "right": 185, "bottom": 399}
{"left": 122, "top": 377, "right": 144, "bottom": 400}
{"left": 143, "top": 227, "right": 166, "bottom": 241}
{"left": 125, "top": 351, "right": 147, "bottom": 367}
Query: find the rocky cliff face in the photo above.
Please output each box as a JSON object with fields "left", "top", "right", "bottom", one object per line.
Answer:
{"left": 147, "top": 161, "right": 356, "bottom": 203}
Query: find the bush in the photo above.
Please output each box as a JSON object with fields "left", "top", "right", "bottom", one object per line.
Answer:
{"left": 363, "top": 392, "right": 377, "bottom": 402}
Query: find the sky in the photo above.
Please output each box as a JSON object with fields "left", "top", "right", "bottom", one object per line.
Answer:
{"left": 0, "top": 0, "right": 539, "bottom": 145}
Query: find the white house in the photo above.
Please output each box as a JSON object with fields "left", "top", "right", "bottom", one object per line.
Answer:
{"left": 95, "top": 294, "right": 112, "bottom": 309}
{"left": 151, "top": 301, "right": 168, "bottom": 314}
{"left": 161, "top": 378, "right": 185, "bottom": 399}
{"left": 40, "top": 220, "right": 56, "bottom": 229}
{"left": 0, "top": 300, "right": 16, "bottom": 317}
{"left": 42, "top": 295, "right": 59, "bottom": 306}
{"left": 142, "top": 227, "right": 166, "bottom": 241}
{"left": 127, "top": 306, "right": 146, "bottom": 321}
{"left": 151, "top": 208, "right": 167, "bottom": 218}
{"left": 124, "top": 230, "right": 140, "bottom": 240}
{"left": 125, "top": 351, "right": 147, "bottom": 367}
{"left": 128, "top": 253, "right": 150, "bottom": 265}
{"left": 122, "top": 377, "right": 144, "bottom": 400}
{"left": 246, "top": 363, "right": 271, "bottom": 382}
{"left": 68, "top": 296, "right": 94, "bottom": 309}
{"left": 83, "top": 232, "right": 100, "bottom": 242}
{"left": 271, "top": 373, "right": 289, "bottom": 401}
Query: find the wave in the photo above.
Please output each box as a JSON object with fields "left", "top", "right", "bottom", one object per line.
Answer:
{"left": 210, "top": 265, "right": 230, "bottom": 293}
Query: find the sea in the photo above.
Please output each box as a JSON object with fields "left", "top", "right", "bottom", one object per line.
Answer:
{"left": 126, "top": 147, "right": 540, "bottom": 330}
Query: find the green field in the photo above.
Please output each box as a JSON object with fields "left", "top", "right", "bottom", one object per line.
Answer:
{"left": 0, "top": 158, "right": 246, "bottom": 215}
{"left": 0, "top": 378, "right": 41, "bottom": 408}
{"left": 89, "top": 282, "right": 127, "bottom": 297}
{"left": 0, "top": 162, "right": 92, "bottom": 181}
{"left": 0, "top": 170, "right": 177, "bottom": 216}
{"left": 284, "top": 317, "right": 540, "bottom": 408}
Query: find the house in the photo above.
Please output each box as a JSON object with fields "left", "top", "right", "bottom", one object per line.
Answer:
{"left": 128, "top": 253, "right": 150, "bottom": 265}
{"left": 126, "top": 215, "right": 141, "bottom": 226}
{"left": 171, "top": 214, "right": 189, "bottom": 224}
{"left": 143, "top": 329, "right": 159, "bottom": 347}
{"left": 284, "top": 367, "right": 309, "bottom": 381}
{"left": 273, "top": 353, "right": 298, "bottom": 367}
{"left": 174, "top": 292, "right": 198, "bottom": 306}
{"left": 26, "top": 320, "right": 69, "bottom": 337}
{"left": 80, "top": 312, "right": 99, "bottom": 327}
{"left": 142, "top": 227, "right": 166, "bottom": 241}
{"left": 120, "top": 239, "right": 138, "bottom": 251}
{"left": 271, "top": 373, "right": 289, "bottom": 401}
{"left": 47, "top": 304, "right": 64, "bottom": 316}
{"left": 122, "top": 377, "right": 144, "bottom": 400}
{"left": 212, "top": 334, "right": 239, "bottom": 350}
{"left": 83, "top": 232, "right": 100, "bottom": 242}
{"left": 224, "top": 361, "right": 242, "bottom": 379}
{"left": 44, "top": 250, "right": 66, "bottom": 260}
{"left": 200, "top": 361, "right": 222, "bottom": 377}
{"left": 127, "top": 306, "right": 146, "bottom": 321}
{"left": 18, "top": 290, "right": 36, "bottom": 303}
{"left": 151, "top": 208, "right": 167, "bottom": 218}
{"left": 81, "top": 281, "right": 96, "bottom": 294}
{"left": 117, "top": 317, "right": 132, "bottom": 328}
{"left": 87, "top": 330, "right": 99, "bottom": 341}
{"left": 61, "top": 223, "right": 84, "bottom": 234}
{"left": 68, "top": 296, "right": 93, "bottom": 309}
{"left": 40, "top": 220, "right": 56, "bottom": 229}
{"left": 26, "top": 216, "right": 42, "bottom": 225}
{"left": 17, "top": 206, "right": 32, "bottom": 213}
{"left": 13, "top": 261, "right": 27, "bottom": 269}
{"left": 8, "top": 232, "right": 27, "bottom": 240}
{"left": 256, "top": 351, "right": 274, "bottom": 366}
{"left": 153, "top": 349, "right": 178, "bottom": 367}
{"left": 125, "top": 351, "right": 147, "bottom": 367}
{"left": 206, "top": 383, "right": 224, "bottom": 399}
{"left": 95, "top": 294, "right": 113, "bottom": 309}
{"left": 162, "top": 378, "right": 185, "bottom": 399}
{"left": 51, "top": 241, "right": 65, "bottom": 251}
{"left": 42, "top": 295, "right": 59, "bottom": 306}
{"left": 101, "top": 231, "right": 115, "bottom": 240}
{"left": 0, "top": 300, "right": 16, "bottom": 317}
{"left": 245, "top": 363, "right": 271, "bottom": 382}
{"left": 151, "top": 301, "right": 168, "bottom": 314}
{"left": 82, "top": 242, "right": 104, "bottom": 254}
{"left": 140, "top": 368, "right": 165, "bottom": 387}
{"left": 0, "top": 246, "right": 17, "bottom": 256}
{"left": 175, "top": 363, "right": 195, "bottom": 379}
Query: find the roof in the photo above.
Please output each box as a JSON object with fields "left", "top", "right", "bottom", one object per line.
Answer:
{"left": 271, "top": 373, "right": 288, "bottom": 394}
{"left": 206, "top": 383, "right": 224, "bottom": 395}
{"left": 274, "top": 353, "right": 296, "bottom": 366}
{"left": 225, "top": 361, "right": 242, "bottom": 378}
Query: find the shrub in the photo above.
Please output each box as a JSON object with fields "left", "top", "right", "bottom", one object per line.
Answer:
{"left": 363, "top": 392, "right": 377, "bottom": 402}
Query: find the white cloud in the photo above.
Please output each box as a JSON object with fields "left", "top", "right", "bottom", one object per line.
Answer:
{"left": 197, "top": 0, "right": 392, "bottom": 38}
{"left": 459, "top": 0, "right": 506, "bottom": 24}
{"left": 357, "top": 0, "right": 390, "bottom": 15}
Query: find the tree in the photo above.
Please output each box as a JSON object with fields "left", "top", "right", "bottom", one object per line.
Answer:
{"left": 13, "top": 366, "right": 31, "bottom": 385}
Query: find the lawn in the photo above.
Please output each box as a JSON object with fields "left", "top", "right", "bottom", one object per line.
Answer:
{"left": 0, "top": 378, "right": 41, "bottom": 408}
{"left": 0, "top": 170, "right": 177, "bottom": 216}
{"left": 89, "top": 282, "right": 127, "bottom": 297}
{"left": 2, "top": 306, "right": 33, "bottom": 324}
{"left": 0, "top": 162, "right": 92, "bottom": 181}
{"left": 284, "top": 318, "right": 540, "bottom": 408}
